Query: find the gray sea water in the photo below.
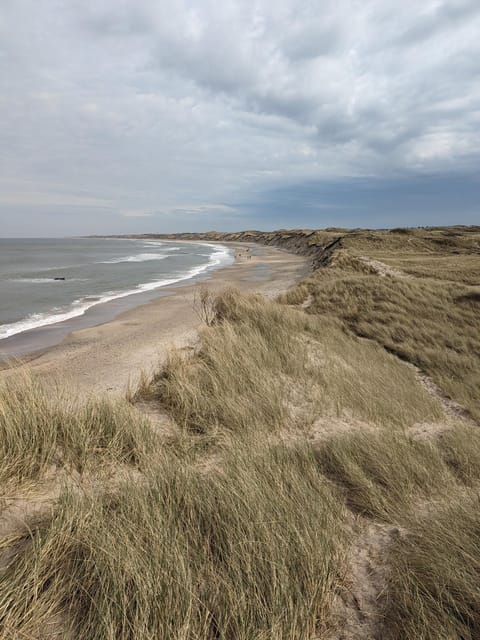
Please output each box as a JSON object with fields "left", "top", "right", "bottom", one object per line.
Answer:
{"left": 0, "top": 237, "right": 232, "bottom": 340}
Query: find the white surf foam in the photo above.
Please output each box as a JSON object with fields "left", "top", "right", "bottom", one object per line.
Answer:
{"left": 98, "top": 253, "right": 169, "bottom": 264}
{"left": 142, "top": 241, "right": 180, "bottom": 251}
{"left": 0, "top": 243, "right": 232, "bottom": 340}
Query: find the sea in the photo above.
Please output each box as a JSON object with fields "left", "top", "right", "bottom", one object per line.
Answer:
{"left": 0, "top": 237, "right": 232, "bottom": 341}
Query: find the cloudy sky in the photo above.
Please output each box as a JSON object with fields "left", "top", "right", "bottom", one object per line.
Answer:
{"left": 1, "top": 0, "right": 479, "bottom": 235}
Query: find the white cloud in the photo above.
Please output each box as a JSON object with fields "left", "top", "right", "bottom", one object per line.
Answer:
{"left": 0, "top": 0, "right": 479, "bottom": 233}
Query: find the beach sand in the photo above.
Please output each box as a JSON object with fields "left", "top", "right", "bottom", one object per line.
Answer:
{"left": 0, "top": 243, "right": 307, "bottom": 398}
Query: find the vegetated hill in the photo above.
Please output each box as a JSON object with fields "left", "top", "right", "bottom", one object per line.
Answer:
{"left": 144, "top": 225, "right": 480, "bottom": 418}
{"left": 2, "top": 225, "right": 480, "bottom": 639}
{"left": 130, "top": 224, "right": 480, "bottom": 269}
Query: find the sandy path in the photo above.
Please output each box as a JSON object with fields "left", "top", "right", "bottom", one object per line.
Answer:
{"left": 1, "top": 243, "right": 307, "bottom": 398}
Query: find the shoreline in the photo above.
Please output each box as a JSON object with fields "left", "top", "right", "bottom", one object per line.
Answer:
{"left": 0, "top": 239, "right": 232, "bottom": 353}
{"left": 0, "top": 242, "right": 308, "bottom": 397}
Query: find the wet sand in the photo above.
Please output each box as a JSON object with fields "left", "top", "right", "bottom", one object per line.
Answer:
{"left": 0, "top": 243, "right": 307, "bottom": 397}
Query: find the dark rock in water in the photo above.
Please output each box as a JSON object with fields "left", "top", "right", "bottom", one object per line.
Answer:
{"left": 54, "top": 277, "right": 66, "bottom": 281}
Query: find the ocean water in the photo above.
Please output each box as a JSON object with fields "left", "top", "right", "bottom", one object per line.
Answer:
{"left": 0, "top": 238, "right": 232, "bottom": 340}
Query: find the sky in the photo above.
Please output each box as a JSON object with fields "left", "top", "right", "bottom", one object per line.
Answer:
{"left": 0, "top": 0, "right": 479, "bottom": 236}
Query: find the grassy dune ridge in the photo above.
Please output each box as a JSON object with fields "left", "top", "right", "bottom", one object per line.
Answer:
{"left": 1, "top": 226, "right": 480, "bottom": 638}
{"left": 306, "top": 267, "right": 480, "bottom": 420}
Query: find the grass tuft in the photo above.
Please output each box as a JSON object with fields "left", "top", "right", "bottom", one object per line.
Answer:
{"left": 384, "top": 493, "right": 480, "bottom": 639}
{"left": 0, "top": 441, "right": 346, "bottom": 640}
{"left": 314, "top": 429, "right": 452, "bottom": 520}
{"left": 0, "top": 373, "right": 157, "bottom": 491}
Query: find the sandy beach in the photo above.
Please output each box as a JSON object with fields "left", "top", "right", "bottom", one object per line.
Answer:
{"left": 0, "top": 242, "right": 307, "bottom": 397}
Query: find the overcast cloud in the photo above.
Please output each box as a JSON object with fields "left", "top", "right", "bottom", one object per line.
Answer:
{"left": 0, "top": 0, "right": 479, "bottom": 235}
